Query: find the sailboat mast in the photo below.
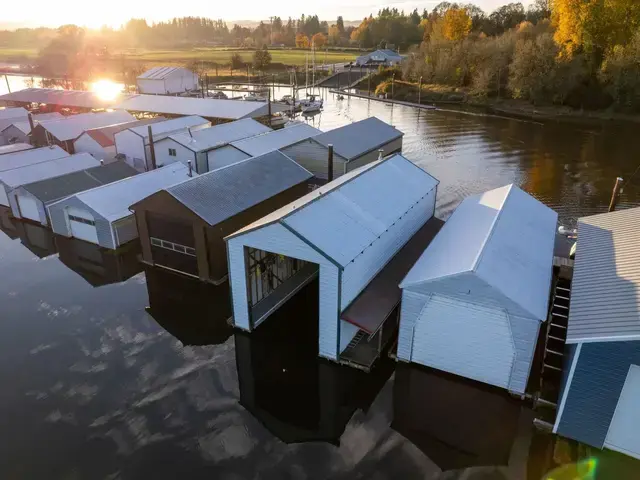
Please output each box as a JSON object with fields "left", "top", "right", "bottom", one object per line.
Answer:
{"left": 312, "top": 41, "right": 316, "bottom": 94}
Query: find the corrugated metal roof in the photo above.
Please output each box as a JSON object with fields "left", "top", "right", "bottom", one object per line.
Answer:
{"left": 231, "top": 123, "right": 322, "bottom": 156}
{"left": 42, "top": 111, "right": 136, "bottom": 142}
{"left": 33, "top": 112, "right": 64, "bottom": 121}
{"left": 2, "top": 121, "right": 31, "bottom": 135}
{"left": 0, "top": 107, "right": 28, "bottom": 120}
{"left": 83, "top": 117, "right": 166, "bottom": 147}
{"left": 21, "top": 161, "right": 138, "bottom": 203}
{"left": 0, "top": 143, "right": 33, "bottom": 155}
{"left": 0, "top": 153, "right": 100, "bottom": 188}
{"left": 566, "top": 207, "right": 640, "bottom": 344}
{"left": 138, "top": 66, "right": 193, "bottom": 80}
{"left": 165, "top": 150, "right": 312, "bottom": 225}
{"left": 0, "top": 88, "right": 130, "bottom": 109}
{"left": 0, "top": 145, "right": 68, "bottom": 172}
{"left": 170, "top": 118, "right": 272, "bottom": 152}
{"left": 124, "top": 115, "right": 209, "bottom": 140}
{"left": 401, "top": 184, "right": 558, "bottom": 320}
{"left": 63, "top": 162, "right": 192, "bottom": 222}
{"left": 228, "top": 153, "right": 438, "bottom": 267}
{"left": 1, "top": 112, "right": 66, "bottom": 137}
{"left": 115, "top": 95, "right": 288, "bottom": 120}
{"left": 310, "top": 117, "right": 402, "bottom": 161}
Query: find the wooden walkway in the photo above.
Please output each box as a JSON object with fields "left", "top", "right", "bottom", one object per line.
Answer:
{"left": 329, "top": 89, "right": 438, "bottom": 110}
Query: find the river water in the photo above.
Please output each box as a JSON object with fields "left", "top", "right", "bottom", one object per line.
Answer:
{"left": 1, "top": 79, "right": 640, "bottom": 479}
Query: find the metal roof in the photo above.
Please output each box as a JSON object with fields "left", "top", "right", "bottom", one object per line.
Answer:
{"left": 115, "top": 95, "right": 288, "bottom": 120}
{"left": 0, "top": 88, "right": 130, "bottom": 109}
{"left": 0, "top": 153, "right": 100, "bottom": 188}
{"left": 138, "top": 66, "right": 193, "bottom": 80}
{"left": 566, "top": 207, "right": 640, "bottom": 344}
{"left": 33, "top": 112, "right": 64, "bottom": 121}
{"left": 123, "top": 115, "right": 210, "bottom": 141}
{"left": 1, "top": 112, "right": 65, "bottom": 136}
{"left": 61, "top": 163, "right": 192, "bottom": 222}
{"left": 401, "top": 184, "right": 558, "bottom": 320}
{"left": 41, "top": 111, "right": 136, "bottom": 142}
{"left": 82, "top": 117, "right": 166, "bottom": 147}
{"left": 21, "top": 161, "right": 138, "bottom": 203}
{"left": 2, "top": 121, "right": 31, "bottom": 135}
{"left": 310, "top": 117, "right": 402, "bottom": 161}
{"left": 0, "top": 107, "right": 28, "bottom": 120}
{"left": 0, "top": 145, "right": 68, "bottom": 172}
{"left": 231, "top": 123, "right": 322, "bottom": 156}
{"left": 169, "top": 118, "right": 272, "bottom": 153}
{"left": 0, "top": 143, "right": 33, "bottom": 155}
{"left": 165, "top": 150, "right": 312, "bottom": 226}
{"left": 228, "top": 153, "right": 439, "bottom": 267}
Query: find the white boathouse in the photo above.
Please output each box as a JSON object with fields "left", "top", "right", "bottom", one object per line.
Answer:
{"left": 136, "top": 67, "right": 199, "bottom": 95}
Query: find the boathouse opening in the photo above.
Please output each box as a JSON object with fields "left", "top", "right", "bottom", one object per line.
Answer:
{"left": 147, "top": 212, "right": 199, "bottom": 277}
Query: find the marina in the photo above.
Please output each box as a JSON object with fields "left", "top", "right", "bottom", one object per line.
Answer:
{"left": 0, "top": 78, "right": 639, "bottom": 478}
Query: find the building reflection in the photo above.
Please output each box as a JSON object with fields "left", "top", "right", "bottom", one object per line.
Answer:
{"left": 55, "top": 236, "right": 143, "bottom": 287}
{"left": 144, "top": 266, "right": 233, "bottom": 346}
{"left": 235, "top": 280, "right": 393, "bottom": 445}
{"left": 0, "top": 206, "right": 19, "bottom": 239}
{"left": 16, "top": 220, "right": 57, "bottom": 258}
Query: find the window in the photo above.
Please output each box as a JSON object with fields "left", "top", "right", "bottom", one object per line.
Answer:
{"left": 69, "top": 214, "right": 95, "bottom": 226}
{"left": 168, "top": 148, "right": 177, "bottom": 157}
{"left": 150, "top": 237, "right": 196, "bottom": 257}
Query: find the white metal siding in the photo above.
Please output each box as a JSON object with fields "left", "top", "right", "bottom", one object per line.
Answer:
{"left": 155, "top": 138, "right": 194, "bottom": 169}
{"left": 604, "top": 365, "right": 640, "bottom": 459}
{"left": 16, "top": 194, "right": 40, "bottom": 222}
{"left": 339, "top": 320, "right": 360, "bottom": 353}
{"left": 0, "top": 185, "right": 9, "bottom": 206}
{"left": 113, "top": 215, "right": 138, "bottom": 247}
{"left": 341, "top": 189, "right": 435, "bottom": 309}
{"left": 281, "top": 140, "right": 346, "bottom": 180}
{"left": 397, "top": 289, "right": 429, "bottom": 362}
{"left": 207, "top": 145, "right": 251, "bottom": 171}
{"left": 508, "top": 314, "right": 541, "bottom": 394}
{"left": 411, "top": 294, "right": 516, "bottom": 389}
{"left": 137, "top": 78, "right": 165, "bottom": 95}
{"left": 1, "top": 125, "right": 28, "bottom": 145}
{"left": 114, "top": 130, "right": 146, "bottom": 171}
{"left": 346, "top": 136, "right": 403, "bottom": 172}
{"left": 73, "top": 135, "right": 106, "bottom": 160}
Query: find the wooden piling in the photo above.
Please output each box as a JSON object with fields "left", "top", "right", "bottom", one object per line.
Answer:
{"left": 327, "top": 144, "right": 334, "bottom": 182}
{"left": 148, "top": 126, "right": 157, "bottom": 171}
{"left": 608, "top": 177, "right": 624, "bottom": 212}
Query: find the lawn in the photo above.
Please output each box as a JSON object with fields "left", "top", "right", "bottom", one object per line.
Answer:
{"left": 0, "top": 46, "right": 358, "bottom": 66}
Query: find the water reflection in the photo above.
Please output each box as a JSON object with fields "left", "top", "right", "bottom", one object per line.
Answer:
{"left": 0, "top": 206, "right": 19, "bottom": 239}
{"left": 15, "top": 219, "right": 57, "bottom": 258}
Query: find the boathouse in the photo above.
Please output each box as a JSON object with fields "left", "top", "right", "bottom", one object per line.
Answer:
{"left": 33, "top": 111, "right": 136, "bottom": 152}
{"left": 114, "top": 116, "right": 210, "bottom": 172}
{"left": 355, "top": 49, "right": 404, "bottom": 67}
{"left": 154, "top": 118, "right": 271, "bottom": 174}
{"left": 226, "top": 153, "right": 439, "bottom": 366}
{"left": 0, "top": 153, "right": 100, "bottom": 207}
{"left": 397, "top": 185, "right": 557, "bottom": 395}
{"left": 73, "top": 118, "right": 166, "bottom": 161}
{"left": 48, "top": 163, "right": 192, "bottom": 249}
{"left": 0, "top": 112, "right": 64, "bottom": 145}
{"left": 553, "top": 207, "right": 640, "bottom": 460}
{"left": 281, "top": 117, "right": 403, "bottom": 181}
{"left": 0, "top": 146, "right": 68, "bottom": 173}
{"left": 130, "top": 150, "right": 312, "bottom": 284}
{"left": 8, "top": 161, "right": 137, "bottom": 226}
{"left": 136, "top": 67, "right": 199, "bottom": 95}
{"left": 0, "top": 107, "right": 29, "bottom": 132}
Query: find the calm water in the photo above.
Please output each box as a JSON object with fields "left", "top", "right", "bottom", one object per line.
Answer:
{"left": 1, "top": 81, "right": 640, "bottom": 479}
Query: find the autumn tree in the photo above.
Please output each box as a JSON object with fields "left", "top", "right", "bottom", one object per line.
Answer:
{"left": 442, "top": 7, "right": 472, "bottom": 41}
{"left": 311, "top": 32, "right": 327, "bottom": 48}
{"left": 328, "top": 25, "right": 341, "bottom": 45}
{"left": 295, "top": 33, "right": 309, "bottom": 48}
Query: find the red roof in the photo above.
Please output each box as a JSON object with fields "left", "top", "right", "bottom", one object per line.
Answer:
{"left": 84, "top": 117, "right": 166, "bottom": 147}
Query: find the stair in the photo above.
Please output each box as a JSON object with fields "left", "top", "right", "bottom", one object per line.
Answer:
{"left": 346, "top": 330, "right": 366, "bottom": 351}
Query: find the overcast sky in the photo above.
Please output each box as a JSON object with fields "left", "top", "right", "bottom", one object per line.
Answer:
{"left": 5, "top": 0, "right": 537, "bottom": 29}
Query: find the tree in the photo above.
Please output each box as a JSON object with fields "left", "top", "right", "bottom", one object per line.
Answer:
{"left": 295, "top": 33, "right": 310, "bottom": 48}
{"left": 337, "top": 16, "right": 345, "bottom": 33}
{"left": 443, "top": 7, "right": 472, "bottom": 41}
{"left": 328, "top": 25, "right": 341, "bottom": 45}
{"left": 253, "top": 45, "right": 272, "bottom": 71}
{"left": 311, "top": 32, "right": 327, "bottom": 48}
{"left": 230, "top": 52, "right": 244, "bottom": 69}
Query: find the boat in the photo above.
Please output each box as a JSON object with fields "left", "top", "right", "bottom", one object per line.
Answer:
{"left": 269, "top": 114, "right": 287, "bottom": 129}
{"left": 211, "top": 91, "right": 228, "bottom": 99}
{"left": 301, "top": 94, "right": 323, "bottom": 114}
{"left": 245, "top": 91, "right": 268, "bottom": 102}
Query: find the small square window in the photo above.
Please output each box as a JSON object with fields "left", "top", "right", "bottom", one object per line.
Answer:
{"left": 169, "top": 148, "right": 176, "bottom": 157}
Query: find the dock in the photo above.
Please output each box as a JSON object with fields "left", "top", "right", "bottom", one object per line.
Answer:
{"left": 329, "top": 89, "right": 437, "bottom": 110}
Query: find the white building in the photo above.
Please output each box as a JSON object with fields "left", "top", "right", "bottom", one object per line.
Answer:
{"left": 0, "top": 111, "right": 64, "bottom": 145}
{"left": 397, "top": 185, "right": 558, "bottom": 395}
{"left": 48, "top": 163, "right": 193, "bottom": 249}
{"left": 155, "top": 118, "right": 271, "bottom": 174}
{"left": 0, "top": 107, "right": 29, "bottom": 132}
{"left": 0, "top": 145, "right": 68, "bottom": 174}
{"left": 114, "top": 116, "right": 210, "bottom": 172}
{"left": 73, "top": 118, "right": 166, "bottom": 162}
{"left": 0, "top": 153, "right": 99, "bottom": 206}
{"left": 137, "top": 67, "right": 199, "bottom": 95}
{"left": 355, "top": 49, "right": 404, "bottom": 67}
{"left": 225, "top": 153, "right": 439, "bottom": 364}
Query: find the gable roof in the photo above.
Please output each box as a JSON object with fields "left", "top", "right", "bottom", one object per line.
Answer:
{"left": 0, "top": 88, "right": 130, "bottom": 109}
{"left": 21, "top": 161, "right": 138, "bottom": 203}
{"left": 228, "top": 153, "right": 439, "bottom": 267}
{"left": 401, "top": 184, "right": 558, "bottom": 320}
{"left": 57, "top": 163, "right": 192, "bottom": 222}
{"left": 310, "top": 117, "right": 402, "bottom": 161}
{"left": 83, "top": 117, "right": 166, "bottom": 147}
{"left": 162, "top": 150, "right": 312, "bottom": 226}
{"left": 0, "top": 107, "right": 28, "bottom": 120}
{"left": 0, "top": 153, "right": 100, "bottom": 188}
{"left": 122, "top": 115, "right": 209, "bottom": 141}
{"left": 231, "top": 123, "right": 322, "bottom": 156}
{"left": 40, "top": 111, "right": 136, "bottom": 141}
{"left": 138, "top": 66, "right": 194, "bottom": 80}
{"left": 566, "top": 207, "right": 640, "bottom": 344}
{"left": 2, "top": 121, "right": 31, "bottom": 135}
{"left": 0, "top": 145, "right": 68, "bottom": 172}
{"left": 0, "top": 143, "right": 33, "bottom": 155}
{"left": 169, "top": 118, "right": 271, "bottom": 153}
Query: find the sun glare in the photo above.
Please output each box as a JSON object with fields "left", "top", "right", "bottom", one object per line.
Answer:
{"left": 91, "top": 80, "right": 122, "bottom": 101}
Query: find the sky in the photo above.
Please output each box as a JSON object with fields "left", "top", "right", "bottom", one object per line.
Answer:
{"left": 3, "top": 0, "right": 537, "bottom": 29}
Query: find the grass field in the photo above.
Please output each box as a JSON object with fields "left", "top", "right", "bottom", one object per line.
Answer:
{"left": 0, "top": 47, "right": 359, "bottom": 66}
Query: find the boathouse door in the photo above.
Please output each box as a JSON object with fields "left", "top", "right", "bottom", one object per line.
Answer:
{"left": 604, "top": 365, "right": 640, "bottom": 460}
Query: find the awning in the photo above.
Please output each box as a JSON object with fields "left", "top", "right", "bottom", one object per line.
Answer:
{"left": 340, "top": 216, "right": 444, "bottom": 334}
